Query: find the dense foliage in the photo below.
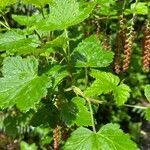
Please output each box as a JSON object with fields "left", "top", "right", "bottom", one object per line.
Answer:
{"left": 0, "top": 0, "right": 150, "bottom": 149}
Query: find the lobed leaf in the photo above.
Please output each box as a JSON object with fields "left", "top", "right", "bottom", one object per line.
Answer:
{"left": 0, "top": 30, "right": 40, "bottom": 54}
{"left": 0, "top": 56, "right": 51, "bottom": 112}
{"left": 72, "top": 35, "right": 114, "bottom": 68}
{"left": 113, "top": 84, "right": 131, "bottom": 106}
{"left": 64, "top": 123, "right": 138, "bottom": 150}
{"left": 60, "top": 97, "right": 91, "bottom": 126}
{"left": 36, "top": 0, "right": 96, "bottom": 32}
{"left": 85, "top": 70, "right": 131, "bottom": 105}
{"left": 72, "top": 97, "right": 92, "bottom": 126}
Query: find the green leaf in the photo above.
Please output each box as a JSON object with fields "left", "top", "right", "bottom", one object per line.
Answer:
{"left": 12, "top": 15, "right": 38, "bottom": 27}
{"left": 22, "top": 0, "right": 53, "bottom": 7}
{"left": 85, "top": 70, "right": 130, "bottom": 105}
{"left": 72, "top": 97, "right": 92, "bottom": 126}
{"left": 60, "top": 97, "right": 92, "bottom": 126}
{"left": 30, "top": 102, "right": 59, "bottom": 128}
{"left": 144, "top": 85, "right": 150, "bottom": 101}
{"left": 20, "top": 141, "right": 38, "bottom": 150}
{"left": 36, "top": 0, "right": 96, "bottom": 32}
{"left": 85, "top": 70, "right": 120, "bottom": 96}
{"left": 97, "top": 0, "right": 116, "bottom": 6}
{"left": 60, "top": 101, "right": 78, "bottom": 126}
{"left": 0, "top": 56, "right": 51, "bottom": 112}
{"left": 113, "top": 84, "right": 131, "bottom": 106}
{"left": 0, "top": 30, "right": 40, "bottom": 54}
{"left": 47, "top": 65, "right": 68, "bottom": 88}
{"left": 131, "top": 2, "right": 148, "bottom": 15}
{"left": 145, "top": 108, "right": 150, "bottom": 121}
{"left": 97, "top": 0, "right": 117, "bottom": 16}
{"left": 0, "top": 0, "right": 16, "bottom": 9}
{"left": 44, "top": 32, "right": 68, "bottom": 49}
{"left": 72, "top": 35, "right": 114, "bottom": 68}
{"left": 64, "top": 123, "right": 138, "bottom": 150}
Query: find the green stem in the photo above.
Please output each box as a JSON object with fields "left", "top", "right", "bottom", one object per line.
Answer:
{"left": 86, "top": 97, "right": 96, "bottom": 133}
{"left": 89, "top": 98, "right": 105, "bottom": 104}
{"left": 124, "top": 104, "right": 147, "bottom": 110}
{"left": 122, "top": 0, "right": 127, "bottom": 10}
{"left": 41, "top": 7, "right": 45, "bottom": 19}
{"left": 0, "top": 21, "right": 10, "bottom": 30}
{"left": 64, "top": 29, "right": 70, "bottom": 62}
{"left": 72, "top": 86, "right": 96, "bottom": 132}
{"left": 132, "top": 0, "right": 138, "bottom": 18}
{"left": 85, "top": 67, "right": 88, "bottom": 88}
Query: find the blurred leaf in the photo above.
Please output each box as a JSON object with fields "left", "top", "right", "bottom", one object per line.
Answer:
{"left": 0, "top": 0, "right": 16, "bottom": 9}
{"left": 64, "top": 123, "right": 138, "bottom": 150}
{"left": 145, "top": 107, "right": 150, "bottom": 121}
{"left": 3, "top": 115, "right": 18, "bottom": 138}
{"left": 97, "top": 0, "right": 117, "bottom": 16}
{"left": 131, "top": 2, "right": 148, "bottom": 15}
{"left": 0, "top": 56, "right": 51, "bottom": 112}
{"left": 22, "top": 0, "right": 54, "bottom": 7}
{"left": 20, "top": 141, "right": 38, "bottom": 150}
{"left": 144, "top": 85, "right": 150, "bottom": 101}
{"left": 72, "top": 35, "right": 114, "bottom": 68}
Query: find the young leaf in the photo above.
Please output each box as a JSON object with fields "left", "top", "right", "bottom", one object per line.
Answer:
{"left": 85, "top": 70, "right": 131, "bottom": 105}
{"left": 144, "top": 85, "right": 150, "bottom": 102}
{"left": 64, "top": 123, "right": 138, "bottom": 150}
{"left": 0, "top": 56, "right": 51, "bottom": 112}
{"left": 113, "top": 84, "right": 131, "bottom": 106}
{"left": 72, "top": 35, "right": 114, "bottom": 68}
{"left": 36, "top": 0, "right": 96, "bottom": 32}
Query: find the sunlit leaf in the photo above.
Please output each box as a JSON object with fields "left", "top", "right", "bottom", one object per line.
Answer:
{"left": 64, "top": 123, "right": 138, "bottom": 150}
{"left": 0, "top": 56, "right": 51, "bottom": 112}
{"left": 72, "top": 35, "right": 114, "bottom": 68}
